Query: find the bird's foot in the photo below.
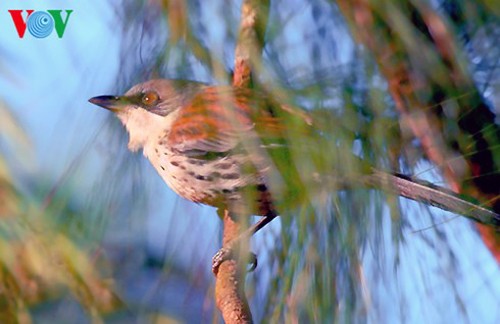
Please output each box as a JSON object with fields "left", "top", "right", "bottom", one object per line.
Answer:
{"left": 212, "top": 247, "right": 258, "bottom": 275}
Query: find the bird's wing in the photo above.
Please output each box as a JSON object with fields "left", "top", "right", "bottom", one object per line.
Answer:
{"left": 167, "top": 86, "right": 310, "bottom": 157}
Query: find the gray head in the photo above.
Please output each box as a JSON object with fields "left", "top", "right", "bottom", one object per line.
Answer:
{"left": 89, "top": 79, "right": 205, "bottom": 117}
{"left": 89, "top": 79, "right": 205, "bottom": 151}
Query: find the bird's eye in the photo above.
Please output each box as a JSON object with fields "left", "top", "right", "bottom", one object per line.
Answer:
{"left": 141, "top": 92, "right": 159, "bottom": 106}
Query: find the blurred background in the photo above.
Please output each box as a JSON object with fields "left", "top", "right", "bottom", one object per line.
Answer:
{"left": 0, "top": 0, "right": 499, "bottom": 323}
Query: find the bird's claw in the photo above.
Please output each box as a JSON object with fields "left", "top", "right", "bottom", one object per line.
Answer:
{"left": 212, "top": 247, "right": 258, "bottom": 275}
{"left": 212, "top": 247, "right": 232, "bottom": 275}
{"left": 247, "top": 252, "right": 258, "bottom": 272}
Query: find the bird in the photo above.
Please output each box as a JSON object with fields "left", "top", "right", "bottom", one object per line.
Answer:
{"left": 89, "top": 79, "right": 499, "bottom": 274}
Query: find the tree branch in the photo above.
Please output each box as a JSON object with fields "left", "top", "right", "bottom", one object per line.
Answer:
{"left": 214, "top": 1, "right": 270, "bottom": 322}
{"left": 215, "top": 210, "right": 253, "bottom": 323}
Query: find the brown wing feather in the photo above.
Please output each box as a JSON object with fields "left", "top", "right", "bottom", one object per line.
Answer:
{"left": 167, "top": 86, "right": 299, "bottom": 156}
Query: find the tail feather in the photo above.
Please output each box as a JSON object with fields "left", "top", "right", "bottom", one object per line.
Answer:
{"left": 365, "top": 170, "right": 500, "bottom": 227}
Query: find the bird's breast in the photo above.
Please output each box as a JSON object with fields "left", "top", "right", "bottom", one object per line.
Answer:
{"left": 143, "top": 140, "right": 260, "bottom": 206}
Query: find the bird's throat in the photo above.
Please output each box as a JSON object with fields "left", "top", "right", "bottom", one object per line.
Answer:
{"left": 118, "top": 108, "right": 179, "bottom": 152}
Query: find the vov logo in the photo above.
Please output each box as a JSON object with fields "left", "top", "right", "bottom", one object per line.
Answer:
{"left": 8, "top": 10, "right": 73, "bottom": 39}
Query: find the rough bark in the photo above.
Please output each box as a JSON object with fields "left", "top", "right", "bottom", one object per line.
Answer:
{"left": 215, "top": 210, "right": 253, "bottom": 324}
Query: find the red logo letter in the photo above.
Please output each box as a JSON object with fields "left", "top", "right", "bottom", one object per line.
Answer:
{"left": 8, "top": 10, "right": 34, "bottom": 38}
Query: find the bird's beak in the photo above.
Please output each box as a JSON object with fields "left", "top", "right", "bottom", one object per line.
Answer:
{"left": 88, "top": 95, "right": 126, "bottom": 112}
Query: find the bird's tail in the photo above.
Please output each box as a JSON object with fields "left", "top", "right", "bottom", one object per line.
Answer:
{"left": 358, "top": 170, "right": 499, "bottom": 227}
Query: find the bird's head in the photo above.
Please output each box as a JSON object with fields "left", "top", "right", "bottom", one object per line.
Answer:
{"left": 89, "top": 79, "right": 204, "bottom": 117}
{"left": 89, "top": 79, "right": 204, "bottom": 151}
